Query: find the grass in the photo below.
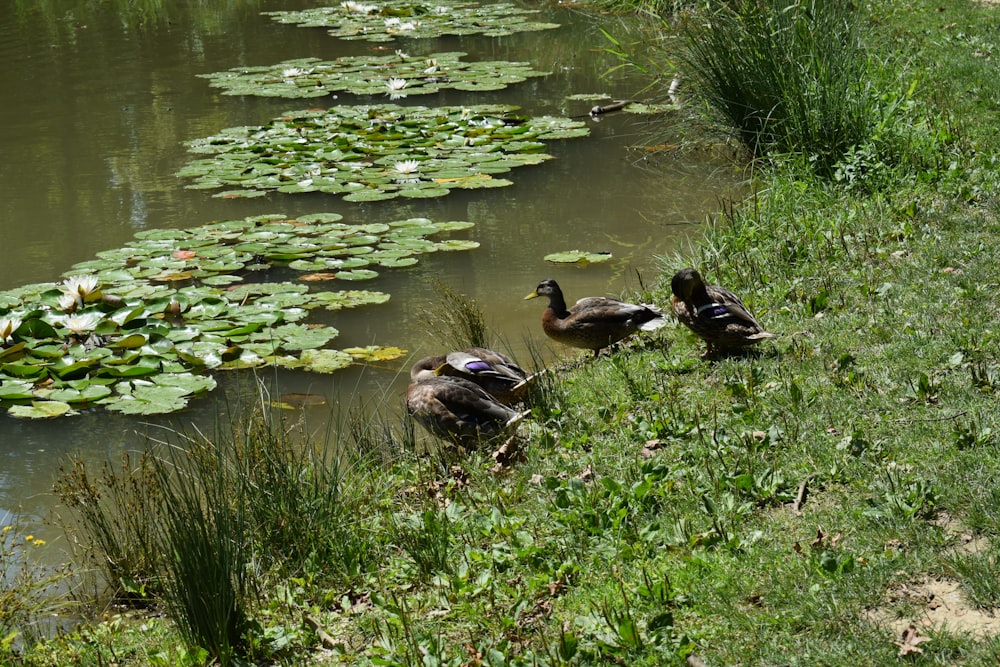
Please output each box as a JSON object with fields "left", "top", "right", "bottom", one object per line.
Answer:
{"left": 8, "top": 0, "right": 1000, "bottom": 663}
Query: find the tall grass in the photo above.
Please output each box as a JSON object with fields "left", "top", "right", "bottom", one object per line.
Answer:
{"left": 154, "top": 440, "right": 255, "bottom": 667}
{"left": 1, "top": 514, "right": 72, "bottom": 655}
{"left": 53, "top": 387, "right": 403, "bottom": 663}
{"left": 54, "top": 451, "right": 163, "bottom": 603}
{"left": 680, "top": 0, "right": 904, "bottom": 176}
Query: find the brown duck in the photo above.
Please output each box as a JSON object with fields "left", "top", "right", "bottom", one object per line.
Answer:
{"left": 410, "top": 347, "right": 536, "bottom": 405}
{"left": 524, "top": 279, "right": 667, "bottom": 357}
{"left": 406, "top": 375, "right": 528, "bottom": 448}
{"left": 670, "top": 268, "right": 774, "bottom": 357}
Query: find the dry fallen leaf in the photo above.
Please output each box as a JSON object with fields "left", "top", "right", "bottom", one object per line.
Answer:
{"left": 896, "top": 624, "right": 931, "bottom": 656}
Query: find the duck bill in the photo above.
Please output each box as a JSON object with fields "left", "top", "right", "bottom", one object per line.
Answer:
{"left": 523, "top": 291, "right": 540, "bottom": 300}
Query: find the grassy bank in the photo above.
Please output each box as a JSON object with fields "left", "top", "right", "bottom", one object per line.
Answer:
{"left": 7, "top": 0, "right": 1000, "bottom": 664}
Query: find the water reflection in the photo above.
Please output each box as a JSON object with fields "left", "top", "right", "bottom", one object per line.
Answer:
{"left": 0, "top": 0, "right": 739, "bottom": 557}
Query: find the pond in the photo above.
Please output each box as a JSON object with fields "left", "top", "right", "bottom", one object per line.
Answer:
{"left": 0, "top": 0, "right": 739, "bottom": 557}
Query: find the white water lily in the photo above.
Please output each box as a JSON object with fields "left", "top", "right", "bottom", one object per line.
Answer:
{"left": 62, "top": 274, "right": 99, "bottom": 305}
{"left": 386, "top": 77, "right": 408, "bottom": 100}
{"left": 341, "top": 1, "right": 376, "bottom": 13}
{"left": 395, "top": 49, "right": 409, "bottom": 59}
{"left": 57, "top": 291, "right": 79, "bottom": 312}
{"left": 60, "top": 312, "right": 103, "bottom": 336}
{"left": 0, "top": 316, "right": 22, "bottom": 345}
{"left": 282, "top": 67, "right": 307, "bottom": 78}
{"left": 435, "top": 5, "right": 449, "bottom": 13}
{"left": 384, "top": 17, "right": 400, "bottom": 26}
{"left": 398, "top": 21, "right": 416, "bottom": 31}
{"left": 423, "top": 59, "right": 439, "bottom": 74}
{"left": 393, "top": 159, "right": 421, "bottom": 175}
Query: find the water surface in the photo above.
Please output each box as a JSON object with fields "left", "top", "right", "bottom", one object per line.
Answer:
{"left": 0, "top": 0, "right": 739, "bottom": 547}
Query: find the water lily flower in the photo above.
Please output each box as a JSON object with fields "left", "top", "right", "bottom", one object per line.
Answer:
{"left": 423, "top": 59, "right": 439, "bottom": 74}
{"left": 283, "top": 67, "right": 304, "bottom": 78}
{"left": 435, "top": 5, "right": 449, "bottom": 13}
{"left": 0, "top": 316, "right": 22, "bottom": 345}
{"left": 341, "top": 0, "right": 376, "bottom": 12}
{"left": 386, "top": 77, "right": 408, "bottom": 100}
{"left": 393, "top": 159, "right": 421, "bottom": 175}
{"left": 57, "top": 291, "right": 79, "bottom": 312}
{"left": 395, "top": 49, "right": 409, "bottom": 60}
{"left": 398, "top": 21, "right": 416, "bottom": 31}
{"left": 59, "top": 312, "right": 103, "bottom": 337}
{"left": 384, "top": 17, "right": 400, "bottom": 26}
{"left": 62, "top": 274, "right": 100, "bottom": 308}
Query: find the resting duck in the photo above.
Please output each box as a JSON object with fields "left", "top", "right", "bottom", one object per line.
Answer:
{"left": 525, "top": 279, "right": 667, "bottom": 357}
{"left": 410, "top": 347, "right": 534, "bottom": 405}
{"left": 670, "top": 267, "right": 774, "bottom": 357}
{"left": 406, "top": 375, "right": 529, "bottom": 448}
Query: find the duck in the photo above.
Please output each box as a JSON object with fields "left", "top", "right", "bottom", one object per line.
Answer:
{"left": 410, "top": 347, "right": 535, "bottom": 405}
{"left": 670, "top": 267, "right": 774, "bottom": 357}
{"left": 524, "top": 278, "right": 667, "bottom": 357}
{"left": 406, "top": 375, "right": 529, "bottom": 448}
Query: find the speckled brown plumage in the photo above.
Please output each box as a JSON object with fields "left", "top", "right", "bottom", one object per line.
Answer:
{"left": 525, "top": 279, "right": 667, "bottom": 357}
{"left": 670, "top": 268, "right": 774, "bottom": 357}
{"left": 406, "top": 375, "right": 528, "bottom": 447}
{"left": 410, "top": 347, "right": 534, "bottom": 405}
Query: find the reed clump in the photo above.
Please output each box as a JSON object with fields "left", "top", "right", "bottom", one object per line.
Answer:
{"left": 680, "top": 0, "right": 905, "bottom": 177}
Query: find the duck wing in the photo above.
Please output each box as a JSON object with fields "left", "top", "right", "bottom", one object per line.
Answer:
{"left": 570, "top": 297, "right": 665, "bottom": 328}
{"left": 699, "top": 285, "right": 767, "bottom": 331}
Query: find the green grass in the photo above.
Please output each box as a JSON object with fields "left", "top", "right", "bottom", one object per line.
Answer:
{"left": 678, "top": 0, "right": 912, "bottom": 177}
{"left": 10, "top": 0, "right": 1000, "bottom": 664}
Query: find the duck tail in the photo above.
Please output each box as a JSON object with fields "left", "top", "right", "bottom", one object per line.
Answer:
{"left": 639, "top": 314, "right": 668, "bottom": 331}
{"left": 505, "top": 409, "right": 531, "bottom": 429}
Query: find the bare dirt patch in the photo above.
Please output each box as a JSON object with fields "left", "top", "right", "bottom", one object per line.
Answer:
{"left": 867, "top": 576, "right": 1000, "bottom": 640}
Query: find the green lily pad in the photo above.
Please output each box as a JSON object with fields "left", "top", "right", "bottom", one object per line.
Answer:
{"left": 178, "top": 104, "right": 587, "bottom": 202}
{"left": 8, "top": 401, "right": 76, "bottom": 419}
{"left": 200, "top": 52, "right": 549, "bottom": 99}
{"left": 297, "top": 349, "right": 353, "bottom": 373}
{"left": 343, "top": 346, "right": 408, "bottom": 362}
{"left": 264, "top": 1, "right": 560, "bottom": 43}
{"left": 0, "top": 211, "right": 473, "bottom": 418}
{"left": 544, "top": 250, "right": 614, "bottom": 265}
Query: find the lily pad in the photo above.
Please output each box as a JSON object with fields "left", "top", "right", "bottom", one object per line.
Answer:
{"left": 0, "top": 212, "right": 476, "bottom": 418}
{"left": 343, "top": 345, "right": 408, "bottom": 362}
{"left": 200, "top": 52, "right": 549, "bottom": 99}
{"left": 178, "top": 104, "right": 588, "bottom": 201}
{"left": 8, "top": 401, "right": 76, "bottom": 419}
{"left": 264, "top": 1, "right": 560, "bottom": 43}
{"left": 544, "top": 250, "right": 613, "bottom": 265}
{"left": 297, "top": 349, "right": 353, "bottom": 373}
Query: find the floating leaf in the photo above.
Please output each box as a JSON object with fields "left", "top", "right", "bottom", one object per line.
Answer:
{"left": 200, "top": 52, "right": 549, "bottom": 99}
{"left": 178, "top": 104, "right": 588, "bottom": 202}
{"left": 8, "top": 401, "right": 75, "bottom": 419}
{"left": 343, "top": 345, "right": 408, "bottom": 362}
{"left": 544, "top": 250, "right": 613, "bottom": 265}
{"left": 0, "top": 212, "right": 472, "bottom": 418}
{"left": 298, "top": 349, "right": 353, "bottom": 373}
{"left": 264, "top": 1, "right": 559, "bottom": 42}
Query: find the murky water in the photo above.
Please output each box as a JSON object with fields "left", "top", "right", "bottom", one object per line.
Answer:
{"left": 0, "top": 0, "right": 738, "bottom": 553}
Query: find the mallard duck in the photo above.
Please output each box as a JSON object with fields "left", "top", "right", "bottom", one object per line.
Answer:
{"left": 670, "top": 268, "right": 774, "bottom": 357}
{"left": 524, "top": 279, "right": 667, "bottom": 357}
{"left": 410, "top": 347, "right": 535, "bottom": 405}
{"left": 406, "top": 375, "right": 528, "bottom": 447}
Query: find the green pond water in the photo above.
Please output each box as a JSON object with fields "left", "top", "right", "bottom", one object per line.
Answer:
{"left": 0, "top": 0, "right": 739, "bottom": 555}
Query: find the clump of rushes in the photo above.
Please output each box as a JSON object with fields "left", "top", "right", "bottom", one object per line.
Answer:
{"left": 1, "top": 516, "right": 72, "bottom": 655}
{"left": 680, "top": 0, "right": 904, "bottom": 176}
